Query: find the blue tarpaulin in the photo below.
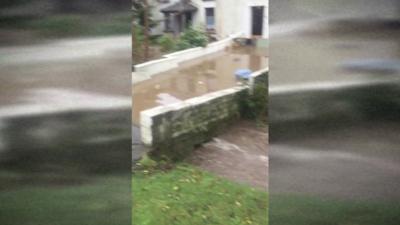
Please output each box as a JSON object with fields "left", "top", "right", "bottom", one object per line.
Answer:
{"left": 235, "top": 69, "right": 252, "bottom": 79}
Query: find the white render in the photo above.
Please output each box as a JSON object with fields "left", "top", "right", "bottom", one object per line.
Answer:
{"left": 149, "top": 0, "right": 268, "bottom": 39}
{"left": 216, "top": 0, "right": 268, "bottom": 39}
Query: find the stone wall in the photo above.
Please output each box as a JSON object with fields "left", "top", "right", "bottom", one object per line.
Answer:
{"left": 140, "top": 86, "right": 247, "bottom": 160}
{"left": 140, "top": 71, "right": 268, "bottom": 160}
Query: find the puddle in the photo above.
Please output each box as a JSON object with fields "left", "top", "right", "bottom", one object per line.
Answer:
{"left": 132, "top": 46, "right": 268, "bottom": 124}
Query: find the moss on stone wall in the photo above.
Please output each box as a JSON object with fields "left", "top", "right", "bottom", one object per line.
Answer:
{"left": 146, "top": 72, "right": 268, "bottom": 161}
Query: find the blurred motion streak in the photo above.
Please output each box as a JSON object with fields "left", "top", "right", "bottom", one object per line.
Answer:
{"left": 0, "top": 1, "right": 131, "bottom": 225}
{"left": 270, "top": 0, "right": 400, "bottom": 224}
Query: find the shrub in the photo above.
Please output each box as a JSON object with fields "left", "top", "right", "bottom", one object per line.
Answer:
{"left": 137, "top": 154, "right": 157, "bottom": 170}
{"left": 175, "top": 39, "right": 192, "bottom": 50}
{"left": 181, "top": 27, "right": 208, "bottom": 47}
{"left": 157, "top": 35, "right": 176, "bottom": 52}
{"left": 239, "top": 74, "right": 268, "bottom": 124}
{"left": 174, "top": 27, "right": 208, "bottom": 50}
{"left": 251, "top": 82, "right": 268, "bottom": 123}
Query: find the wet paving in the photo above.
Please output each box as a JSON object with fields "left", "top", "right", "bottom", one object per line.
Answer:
{"left": 187, "top": 120, "right": 268, "bottom": 190}
{"left": 132, "top": 46, "right": 268, "bottom": 124}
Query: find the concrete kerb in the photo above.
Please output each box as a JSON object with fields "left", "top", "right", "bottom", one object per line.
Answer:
{"left": 132, "top": 32, "right": 243, "bottom": 84}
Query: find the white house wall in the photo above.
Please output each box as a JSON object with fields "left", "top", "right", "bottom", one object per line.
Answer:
{"left": 191, "top": 0, "right": 216, "bottom": 29}
{"left": 149, "top": 0, "right": 268, "bottom": 39}
{"left": 216, "top": 0, "right": 268, "bottom": 39}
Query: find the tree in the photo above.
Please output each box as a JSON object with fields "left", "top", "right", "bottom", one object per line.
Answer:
{"left": 143, "top": 0, "right": 149, "bottom": 60}
{"left": 132, "top": 0, "right": 156, "bottom": 28}
{"left": 132, "top": 0, "right": 156, "bottom": 62}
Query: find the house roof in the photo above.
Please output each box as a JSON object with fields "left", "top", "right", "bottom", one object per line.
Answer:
{"left": 160, "top": 0, "right": 198, "bottom": 13}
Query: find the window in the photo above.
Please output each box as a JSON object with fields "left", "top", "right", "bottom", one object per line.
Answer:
{"left": 205, "top": 7, "right": 215, "bottom": 30}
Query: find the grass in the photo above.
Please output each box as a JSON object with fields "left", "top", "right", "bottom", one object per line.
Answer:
{"left": 270, "top": 194, "right": 400, "bottom": 225}
{"left": 132, "top": 164, "right": 268, "bottom": 225}
{"left": 0, "top": 174, "right": 131, "bottom": 225}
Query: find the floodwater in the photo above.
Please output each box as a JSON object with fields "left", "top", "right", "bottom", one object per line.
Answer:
{"left": 132, "top": 46, "right": 268, "bottom": 124}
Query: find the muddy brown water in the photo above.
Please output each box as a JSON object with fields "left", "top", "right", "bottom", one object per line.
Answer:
{"left": 132, "top": 46, "right": 268, "bottom": 125}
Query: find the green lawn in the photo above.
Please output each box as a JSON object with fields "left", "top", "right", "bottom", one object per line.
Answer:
{"left": 270, "top": 194, "right": 400, "bottom": 225}
{"left": 0, "top": 174, "right": 131, "bottom": 225}
{"left": 132, "top": 164, "right": 268, "bottom": 225}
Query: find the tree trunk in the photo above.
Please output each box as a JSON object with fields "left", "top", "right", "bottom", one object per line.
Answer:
{"left": 143, "top": 0, "right": 149, "bottom": 60}
{"left": 132, "top": 19, "right": 137, "bottom": 66}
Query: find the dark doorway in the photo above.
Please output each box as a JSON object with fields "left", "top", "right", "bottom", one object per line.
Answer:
{"left": 185, "top": 12, "right": 193, "bottom": 28}
{"left": 251, "top": 6, "right": 264, "bottom": 36}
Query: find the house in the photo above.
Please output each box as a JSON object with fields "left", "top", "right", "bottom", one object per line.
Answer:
{"left": 149, "top": 0, "right": 268, "bottom": 39}
{"left": 216, "top": 0, "right": 268, "bottom": 39}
